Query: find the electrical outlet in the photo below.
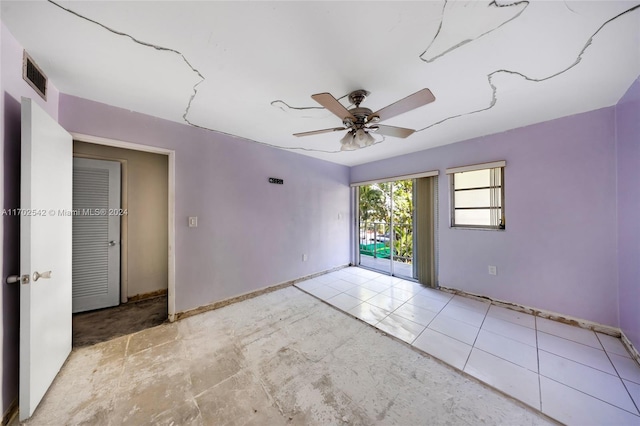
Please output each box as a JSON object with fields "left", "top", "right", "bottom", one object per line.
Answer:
{"left": 302, "top": 254, "right": 308, "bottom": 262}
{"left": 188, "top": 217, "right": 198, "bottom": 228}
{"left": 488, "top": 265, "right": 497, "bottom": 276}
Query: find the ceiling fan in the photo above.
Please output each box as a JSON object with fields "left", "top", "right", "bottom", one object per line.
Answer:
{"left": 293, "top": 88, "right": 435, "bottom": 151}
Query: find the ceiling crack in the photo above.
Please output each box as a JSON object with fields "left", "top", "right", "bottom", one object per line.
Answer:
{"left": 419, "top": 0, "right": 530, "bottom": 63}
{"left": 46, "top": 0, "right": 353, "bottom": 155}
{"left": 416, "top": 3, "right": 640, "bottom": 132}
{"left": 271, "top": 100, "right": 324, "bottom": 113}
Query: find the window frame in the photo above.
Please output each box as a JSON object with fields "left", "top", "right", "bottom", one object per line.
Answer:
{"left": 447, "top": 161, "right": 506, "bottom": 230}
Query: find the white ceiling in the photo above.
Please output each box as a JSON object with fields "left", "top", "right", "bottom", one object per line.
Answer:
{"left": 2, "top": 1, "right": 639, "bottom": 166}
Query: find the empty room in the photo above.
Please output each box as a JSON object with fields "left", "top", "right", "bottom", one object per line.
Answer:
{"left": 1, "top": 1, "right": 639, "bottom": 425}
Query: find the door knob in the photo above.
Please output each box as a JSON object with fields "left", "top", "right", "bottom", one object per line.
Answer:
{"left": 6, "top": 275, "right": 30, "bottom": 285}
{"left": 33, "top": 271, "right": 52, "bottom": 281}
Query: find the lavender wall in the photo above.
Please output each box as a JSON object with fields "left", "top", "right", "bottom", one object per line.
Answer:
{"left": 616, "top": 77, "right": 640, "bottom": 349}
{"left": 1, "top": 23, "right": 60, "bottom": 417}
{"left": 351, "top": 107, "right": 619, "bottom": 327}
{"left": 58, "top": 95, "right": 351, "bottom": 313}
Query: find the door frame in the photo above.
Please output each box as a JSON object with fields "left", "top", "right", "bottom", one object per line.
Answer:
{"left": 70, "top": 133, "right": 177, "bottom": 322}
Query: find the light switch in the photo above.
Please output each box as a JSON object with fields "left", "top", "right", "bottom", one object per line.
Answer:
{"left": 188, "top": 217, "right": 198, "bottom": 228}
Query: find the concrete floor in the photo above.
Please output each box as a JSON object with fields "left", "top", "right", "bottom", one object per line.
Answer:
{"left": 73, "top": 295, "right": 168, "bottom": 347}
{"left": 18, "top": 286, "right": 555, "bottom": 425}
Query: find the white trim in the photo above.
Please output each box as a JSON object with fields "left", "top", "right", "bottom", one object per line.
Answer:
{"left": 350, "top": 170, "right": 439, "bottom": 187}
{"left": 71, "top": 132, "right": 177, "bottom": 322}
{"left": 445, "top": 160, "right": 506, "bottom": 174}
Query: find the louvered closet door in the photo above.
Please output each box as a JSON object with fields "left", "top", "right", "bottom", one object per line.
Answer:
{"left": 72, "top": 158, "right": 121, "bottom": 313}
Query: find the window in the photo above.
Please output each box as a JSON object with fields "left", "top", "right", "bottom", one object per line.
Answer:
{"left": 446, "top": 161, "right": 505, "bottom": 230}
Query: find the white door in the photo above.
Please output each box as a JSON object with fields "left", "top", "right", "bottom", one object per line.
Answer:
{"left": 72, "top": 158, "right": 121, "bottom": 312}
{"left": 19, "top": 97, "right": 73, "bottom": 420}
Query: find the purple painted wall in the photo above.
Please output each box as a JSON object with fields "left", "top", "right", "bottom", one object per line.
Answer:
{"left": 351, "top": 107, "right": 619, "bottom": 327}
{"left": 57, "top": 95, "right": 351, "bottom": 313}
{"left": 1, "top": 23, "right": 60, "bottom": 418}
{"left": 616, "top": 77, "right": 640, "bottom": 349}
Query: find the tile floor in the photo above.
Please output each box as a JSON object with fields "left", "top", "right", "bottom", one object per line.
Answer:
{"left": 295, "top": 267, "right": 640, "bottom": 425}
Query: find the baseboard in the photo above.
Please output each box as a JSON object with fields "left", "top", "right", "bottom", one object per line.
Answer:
{"left": 127, "top": 288, "right": 168, "bottom": 303}
{"left": 621, "top": 332, "right": 640, "bottom": 365}
{"left": 2, "top": 399, "right": 17, "bottom": 426}
{"left": 175, "top": 264, "right": 349, "bottom": 321}
{"left": 438, "top": 286, "right": 621, "bottom": 337}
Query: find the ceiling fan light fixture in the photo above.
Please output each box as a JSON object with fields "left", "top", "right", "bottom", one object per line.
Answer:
{"left": 340, "top": 130, "right": 354, "bottom": 146}
{"left": 364, "top": 131, "right": 375, "bottom": 146}
{"left": 354, "top": 128, "right": 375, "bottom": 148}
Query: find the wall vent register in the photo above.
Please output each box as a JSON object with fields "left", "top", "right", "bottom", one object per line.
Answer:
{"left": 23, "top": 51, "right": 47, "bottom": 101}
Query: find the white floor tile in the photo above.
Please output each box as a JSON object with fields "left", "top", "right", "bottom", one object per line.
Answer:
{"left": 392, "top": 280, "right": 427, "bottom": 294}
{"left": 537, "top": 331, "right": 616, "bottom": 375}
{"left": 343, "top": 286, "right": 378, "bottom": 302}
{"left": 539, "top": 350, "right": 637, "bottom": 414}
{"left": 347, "top": 302, "right": 390, "bottom": 326}
{"left": 481, "top": 315, "right": 537, "bottom": 347}
{"left": 350, "top": 268, "right": 380, "bottom": 279}
{"left": 307, "top": 285, "right": 342, "bottom": 301}
{"left": 341, "top": 274, "right": 373, "bottom": 285}
{"left": 438, "top": 303, "right": 487, "bottom": 328}
{"left": 326, "top": 279, "right": 358, "bottom": 293}
{"left": 366, "top": 294, "right": 406, "bottom": 311}
{"left": 393, "top": 303, "right": 438, "bottom": 327}
{"left": 486, "top": 305, "right": 535, "bottom": 329}
{"left": 448, "top": 295, "right": 490, "bottom": 313}
{"left": 624, "top": 379, "right": 640, "bottom": 409}
{"left": 295, "top": 279, "right": 323, "bottom": 292}
{"left": 428, "top": 314, "right": 480, "bottom": 345}
{"left": 475, "top": 330, "right": 538, "bottom": 372}
{"left": 373, "top": 275, "right": 404, "bottom": 285}
{"left": 313, "top": 274, "right": 339, "bottom": 284}
{"left": 326, "top": 293, "right": 363, "bottom": 311}
{"left": 419, "top": 288, "right": 454, "bottom": 303}
{"left": 610, "top": 353, "right": 640, "bottom": 384}
{"left": 540, "top": 376, "right": 640, "bottom": 426}
{"left": 536, "top": 317, "right": 602, "bottom": 349}
{"left": 325, "top": 270, "right": 350, "bottom": 280}
{"left": 378, "top": 287, "right": 417, "bottom": 302}
{"left": 413, "top": 329, "right": 472, "bottom": 370}
{"left": 359, "top": 280, "right": 394, "bottom": 293}
{"left": 465, "top": 348, "right": 541, "bottom": 410}
{"left": 598, "top": 333, "right": 632, "bottom": 358}
{"left": 376, "top": 314, "right": 426, "bottom": 344}
{"left": 406, "top": 294, "right": 448, "bottom": 313}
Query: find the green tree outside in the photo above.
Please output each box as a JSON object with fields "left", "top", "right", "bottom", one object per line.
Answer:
{"left": 359, "top": 180, "right": 413, "bottom": 264}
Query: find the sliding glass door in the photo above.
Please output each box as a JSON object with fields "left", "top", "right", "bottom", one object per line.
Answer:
{"left": 356, "top": 175, "right": 438, "bottom": 286}
{"left": 357, "top": 179, "right": 415, "bottom": 279}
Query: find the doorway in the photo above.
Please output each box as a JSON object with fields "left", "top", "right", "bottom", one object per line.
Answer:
{"left": 72, "top": 158, "right": 121, "bottom": 313}
{"left": 71, "top": 137, "right": 173, "bottom": 346}
{"left": 356, "top": 175, "right": 438, "bottom": 286}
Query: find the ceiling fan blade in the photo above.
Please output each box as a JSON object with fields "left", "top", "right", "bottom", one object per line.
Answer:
{"left": 374, "top": 125, "right": 415, "bottom": 138}
{"left": 293, "top": 127, "right": 346, "bottom": 137}
{"left": 311, "top": 93, "right": 355, "bottom": 121}
{"left": 368, "top": 88, "right": 435, "bottom": 122}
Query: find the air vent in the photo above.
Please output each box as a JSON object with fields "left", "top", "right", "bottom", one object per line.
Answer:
{"left": 23, "top": 51, "right": 47, "bottom": 101}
